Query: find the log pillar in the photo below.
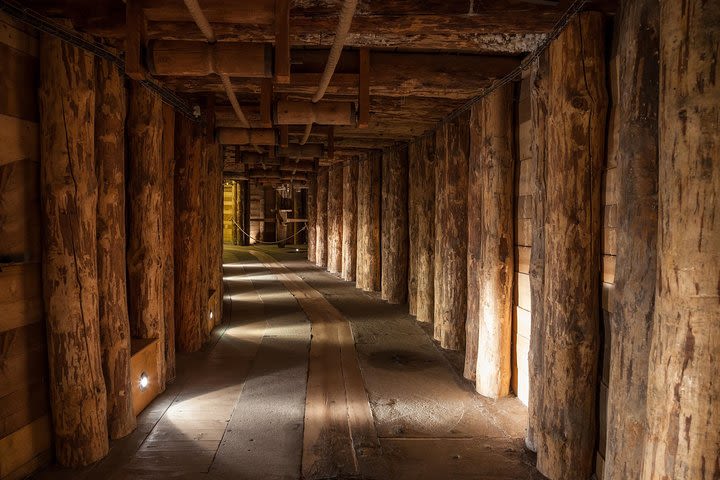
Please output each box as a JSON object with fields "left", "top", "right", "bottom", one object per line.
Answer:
{"left": 642, "top": 1, "right": 720, "bottom": 478}
{"left": 412, "top": 136, "right": 436, "bottom": 324}
{"left": 472, "top": 84, "right": 515, "bottom": 398}
{"left": 307, "top": 176, "right": 317, "bottom": 262}
{"left": 315, "top": 167, "right": 329, "bottom": 267}
{"left": 357, "top": 152, "right": 382, "bottom": 292}
{"left": 39, "top": 34, "right": 109, "bottom": 466}
{"left": 526, "top": 52, "right": 549, "bottom": 453}
{"left": 535, "top": 13, "right": 607, "bottom": 479}
{"left": 433, "top": 113, "right": 469, "bottom": 350}
{"left": 465, "top": 104, "right": 482, "bottom": 381}
{"left": 381, "top": 145, "right": 409, "bottom": 304}
{"left": 161, "top": 104, "right": 176, "bottom": 382}
{"left": 95, "top": 56, "right": 135, "bottom": 439}
{"left": 327, "top": 165, "right": 344, "bottom": 274}
{"left": 341, "top": 159, "right": 358, "bottom": 281}
{"left": 127, "top": 81, "right": 166, "bottom": 391}
{"left": 604, "top": 0, "right": 659, "bottom": 478}
{"left": 174, "top": 115, "right": 205, "bottom": 352}
{"left": 205, "top": 141, "right": 223, "bottom": 328}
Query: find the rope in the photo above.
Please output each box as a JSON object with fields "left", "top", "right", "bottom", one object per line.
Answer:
{"left": 235, "top": 221, "right": 308, "bottom": 245}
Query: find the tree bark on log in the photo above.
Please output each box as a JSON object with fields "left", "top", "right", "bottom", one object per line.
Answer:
{"left": 525, "top": 53, "right": 549, "bottom": 453}
{"left": 535, "top": 13, "right": 607, "bottom": 480}
{"left": 341, "top": 160, "right": 358, "bottom": 281}
{"left": 95, "top": 56, "right": 135, "bottom": 440}
{"left": 465, "top": 103, "right": 482, "bottom": 381}
{"left": 381, "top": 145, "right": 409, "bottom": 304}
{"left": 356, "top": 152, "right": 382, "bottom": 292}
{"left": 642, "top": 2, "right": 720, "bottom": 478}
{"left": 307, "top": 175, "right": 317, "bottom": 263}
{"left": 127, "top": 81, "right": 166, "bottom": 391}
{"left": 433, "top": 113, "right": 469, "bottom": 350}
{"left": 315, "top": 167, "right": 328, "bottom": 268}
{"left": 604, "top": 1, "right": 659, "bottom": 478}
{"left": 161, "top": 105, "right": 176, "bottom": 382}
{"left": 327, "top": 165, "right": 344, "bottom": 274}
{"left": 174, "top": 115, "right": 205, "bottom": 352}
{"left": 205, "top": 141, "right": 223, "bottom": 328}
{"left": 408, "top": 141, "right": 420, "bottom": 315}
{"left": 39, "top": 34, "right": 109, "bottom": 466}
{"left": 413, "top": 136, "right": 436, "bottom": 324}
{"left": 473, "top": 84, "right": 515, "bottom": 398}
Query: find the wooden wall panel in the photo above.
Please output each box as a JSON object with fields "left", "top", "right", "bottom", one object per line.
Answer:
{"left": 0, "top": 15, "right": 50, "bottom": 479}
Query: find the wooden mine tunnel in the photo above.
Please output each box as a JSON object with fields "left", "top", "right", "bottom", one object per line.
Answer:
{"left": 0, "top": 1, "right": 718, "bottom": 479}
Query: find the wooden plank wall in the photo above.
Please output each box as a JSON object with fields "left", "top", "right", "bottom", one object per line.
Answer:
{"left": 512, "top": 74, "right": 532, "bottom": 405}
{"left": 223, "top": 182, "right": 235, "bottom": 243}
{"left": 0, "top": 12, "right": 52, "bottom": 480}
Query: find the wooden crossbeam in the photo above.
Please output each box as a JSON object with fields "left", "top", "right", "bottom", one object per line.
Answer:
{"left": 358, "top": 48, "right": 369, "bottom": 128}
{"left": 125, "top": 0, "right": 146, "bottom": 80}
{"left": 274, "top": 0, "right": 290, "bottom": 83}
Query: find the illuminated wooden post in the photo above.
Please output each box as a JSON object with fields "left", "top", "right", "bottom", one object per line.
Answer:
{"left": 381, "top": 145, "right": 409, "bottom": 303}
{"left": 95, "top": 56, "right": 135, "bottom": 439}
{"left": 356, "top": 151, "right": 382, "bottom": 292}
{"left": 433, "top": 113, "right": 469, "bottom": 350}
{"left": 327, "top": 165, "right": 344, "bottom": 273}
{"left": 315, "top": 167, "right": 329, "bottom": 268}
{"left": 127, "top": 81, "right": 166, "bottom": 390}
{"left": 535, "top": 13, "right": 607, "bottom": 479}
{"left": 341, "top": 159, "right": 358, "bottom": 281}
{"left": 307, "top": 176, "right": 317, "bottom": 262}
{"left": 641, "top": 1, "right": 720, "bottom": 478}
{"left": 39, "top": 34, "right": 109, "bottom": 466}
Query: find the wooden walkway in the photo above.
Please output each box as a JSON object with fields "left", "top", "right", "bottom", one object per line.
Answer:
{"left": 32, "top": 246, "right": 539, "bottom": 480}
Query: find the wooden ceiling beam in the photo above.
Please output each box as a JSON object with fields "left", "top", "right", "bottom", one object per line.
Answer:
{"left": 149, "top": 40, "right": 272, "bottom": 77}
{"left": 156, "top": 50, "right": 517, "bottom": 99}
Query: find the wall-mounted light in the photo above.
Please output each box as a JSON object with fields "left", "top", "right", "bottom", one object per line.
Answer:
{"left": 209, "top": 310, "right": 214, "bottom": 320}
{"left": 139, "top": 372, "right": 149, "bottom": 391}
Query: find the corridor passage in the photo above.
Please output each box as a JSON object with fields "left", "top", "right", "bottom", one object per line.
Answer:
{"left": 33, "top": 246, "right": 539, "bottom": 480}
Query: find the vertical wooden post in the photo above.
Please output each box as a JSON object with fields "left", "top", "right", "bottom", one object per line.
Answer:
{"left": 175, "top": 115, "right": 205, "bottom": 352}
{"left": 526, "top": 52, "right": 549, "bottom": 453}
{"left": 603, "top": 0, "right": 659, "bottom": 477}
{"left": 161, "top": 104, "right": 176, "bottom": 382}
{"left": 413, "top": 136, "right": 436, "bottom": 324}
{"left": 408, "top": 141, "right": 420, "bottom": 315}
{"left": 341, "top": 159, "right": 358, "bottom": 281}
{"left": 125, "top": 0, "right": 146, "bottom": 80}
{"left": 358, "top": 48, "right": 370, "bottom": 129}
{"left": 642, "top": 1, "right": 719, "bottom": 478}
{"left": 206, "top": 141, "right": 223, "bottom": 327}
{"left": 473, "top": 84, "right": 515, "bottom": 398}
{"left": 315, "top": 167, "right": 329, "bottom": 267}
{"left": 274, "top": 0, "right": 290, "bottom": 84}
{"left": 261, "top": 78, "right": 273, "bottom": 128}
{"left": 381, "top": 145, "right": 409, "bottom": 304}
{"left": 327, "top": 165, "right": 344, "bottom": 273}
{"left": 465, "top": 105, "right": 482, "bottom": 381}
{"left": 535, "top": 13, "right": 607, "bottom": 479}
{"left": 307, "top": 176, "right": 317, "bottom": 262}
{"left": 356, "top": 152, "right": 382, "bottom": 291}
{"left": 39, "top": 34, "right": 109, "bottom": 466}
{"left": 433, "top": 113, "right": 469, "bottom": 350}
{"left": 95, "top": 56, "right": 135, "bottom": 439}
{"left": 127, "top": 82, "right": 166, "bottom": 391}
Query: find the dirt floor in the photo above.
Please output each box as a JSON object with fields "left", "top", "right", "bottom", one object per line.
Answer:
{"left": 31, "top": 245, "right": 541, "bottom": 480}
